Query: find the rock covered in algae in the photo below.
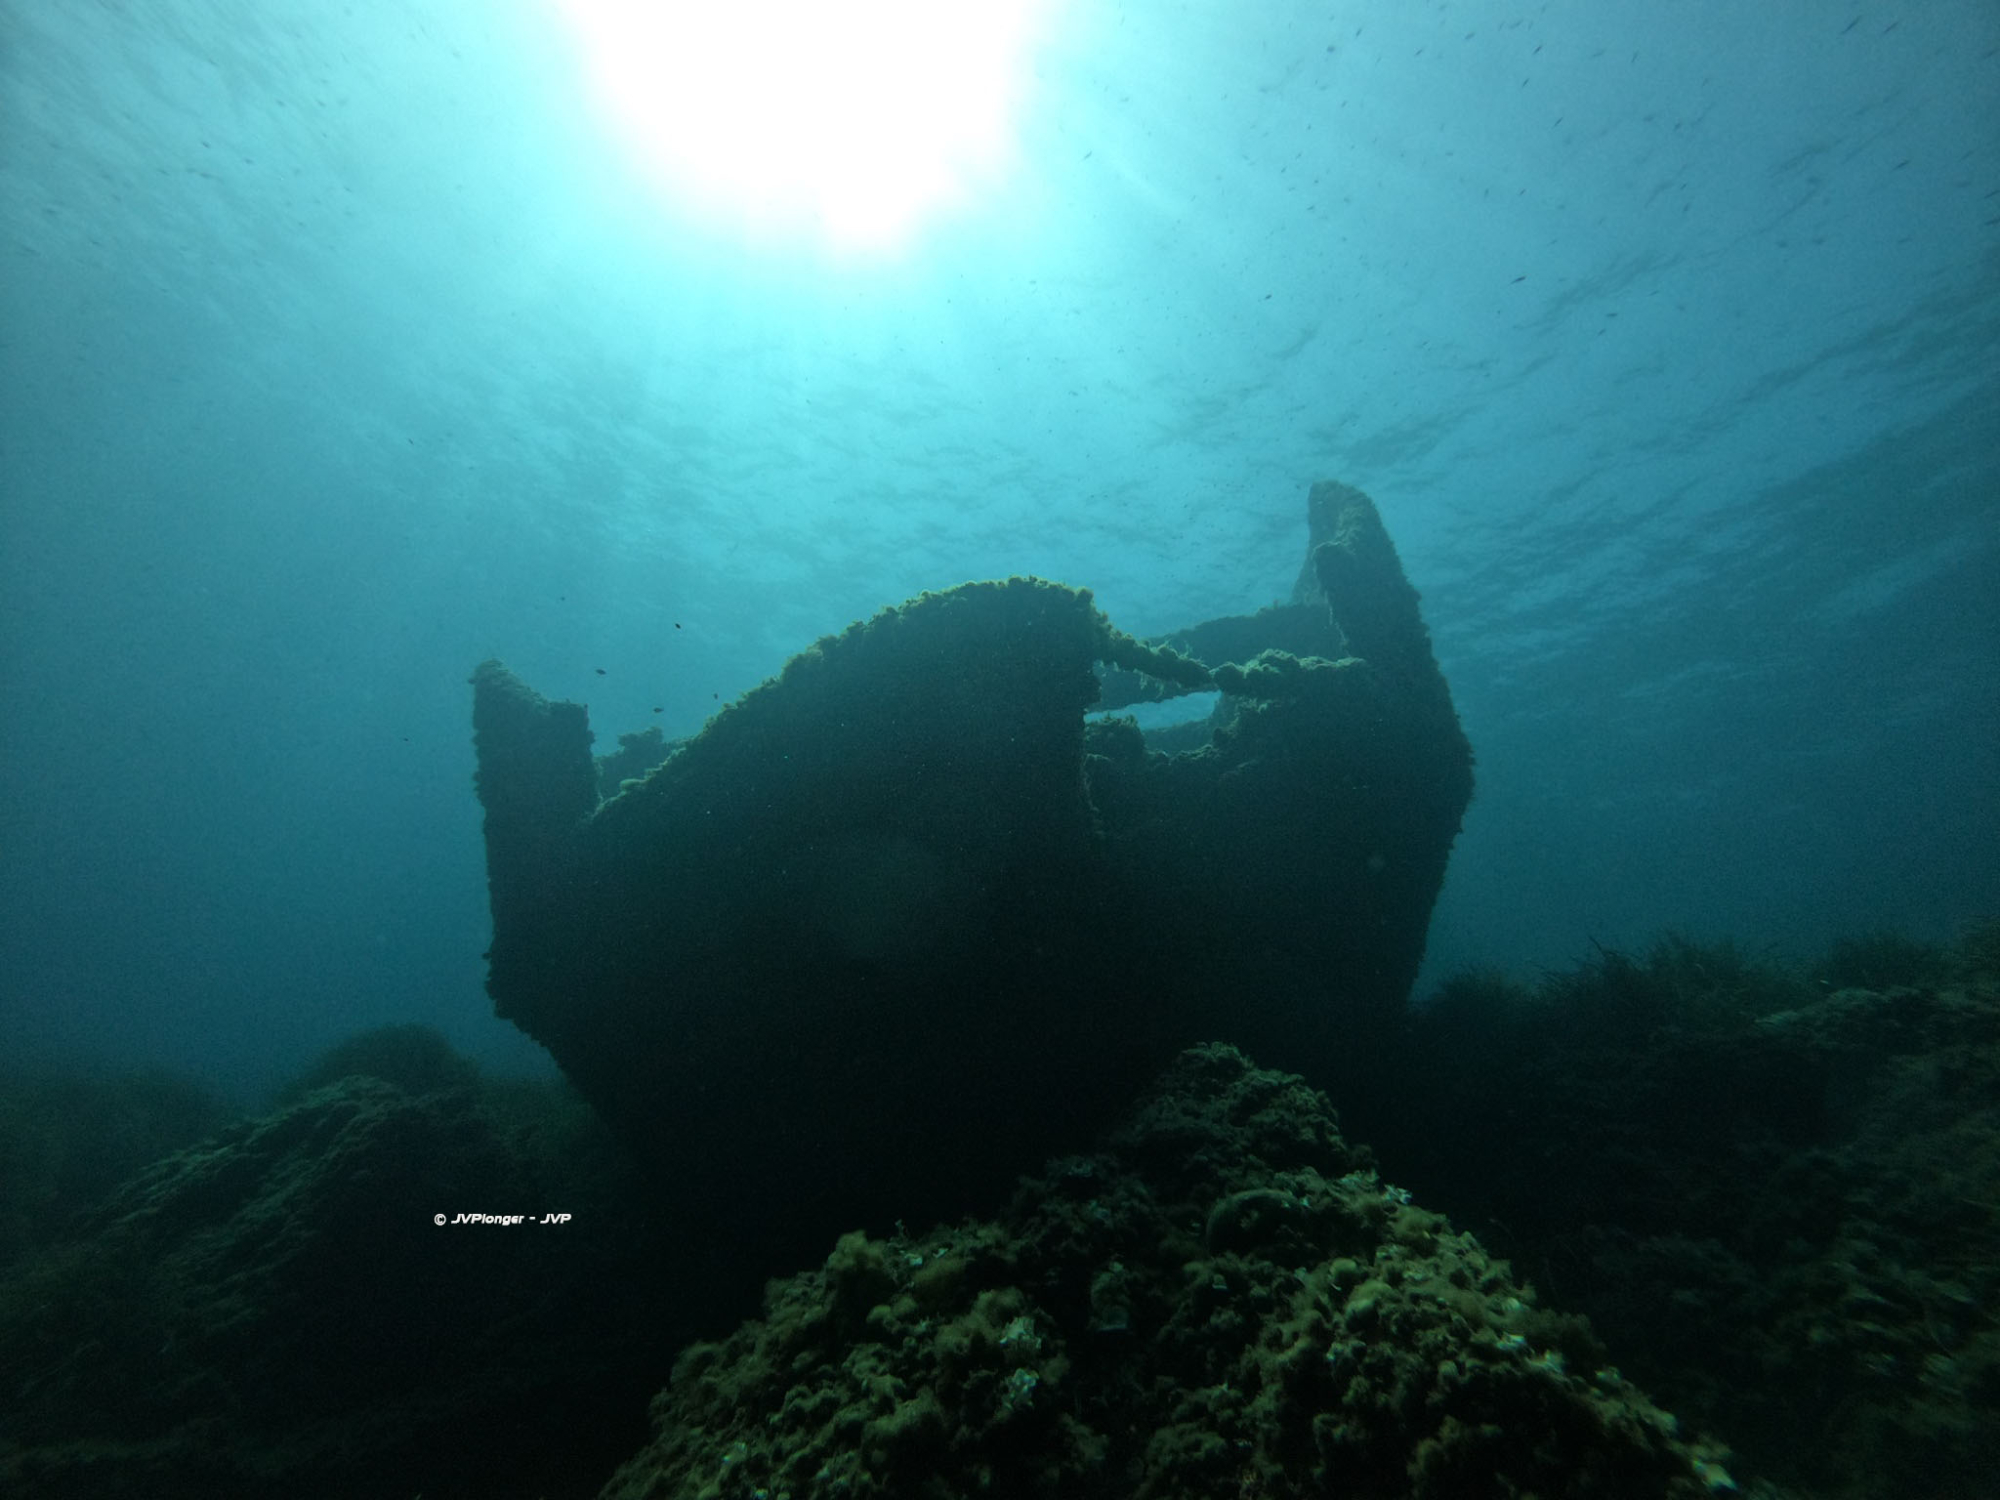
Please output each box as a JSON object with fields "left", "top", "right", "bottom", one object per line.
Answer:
{"left": 599, "top": 1046, "right": 1732, "bottom": 1500}
{"left": 0, "top": 1045, "right": 689, "bottom": 1500}
{"left": 470, "top": 484, "right": 1475, "bottom": 1302}
{"left": 1380, "top": 930, "right": 2000, "bottom": 1500}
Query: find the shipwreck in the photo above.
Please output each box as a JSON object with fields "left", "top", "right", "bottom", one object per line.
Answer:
{"left": 470, "top": 481, "right": 1473, "bottom": 1278}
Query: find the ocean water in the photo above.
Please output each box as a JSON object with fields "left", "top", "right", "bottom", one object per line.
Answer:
{"left": 1, "top": 0, "right": 1995, "bottom": 1101}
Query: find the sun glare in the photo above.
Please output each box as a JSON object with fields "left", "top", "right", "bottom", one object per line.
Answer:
{"left": 557, "top": 0, "right": 1046, "bottom": 252}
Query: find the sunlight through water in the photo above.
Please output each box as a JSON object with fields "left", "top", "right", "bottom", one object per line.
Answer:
{"left": 554, "top": 0, "right": 1048, "bottom": 252}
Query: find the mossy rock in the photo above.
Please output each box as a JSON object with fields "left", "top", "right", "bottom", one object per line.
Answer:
{"left": 600, "top": 1046, "right": 1728, "bottom": 1500}
{"left": 0, "top": 1061, "right": 694, "bottom": 1500}
{"left": 1378, "top": 929, "right": 2000, "bottom": 1499}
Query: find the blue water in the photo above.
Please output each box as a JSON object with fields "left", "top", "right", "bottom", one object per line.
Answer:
{"left": 2, "top": 0, "right": 1995, "bottom": 1099}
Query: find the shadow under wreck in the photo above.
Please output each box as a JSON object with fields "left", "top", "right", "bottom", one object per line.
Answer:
{"left": 469, "top": 481, "right": 1473, "bottom": 1287}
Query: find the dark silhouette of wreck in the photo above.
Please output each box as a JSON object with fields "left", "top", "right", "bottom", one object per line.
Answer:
{"left": 471, "top": 481, "right": 1472, "bottom": 1286}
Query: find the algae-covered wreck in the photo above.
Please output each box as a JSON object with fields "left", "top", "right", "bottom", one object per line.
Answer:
{"left": 470, "top": 482, "right": 1473, "bottom": 1277}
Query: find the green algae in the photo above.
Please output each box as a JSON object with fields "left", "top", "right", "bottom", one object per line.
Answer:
{"left": 600, "top": 1046, "right": 1727, "bottom": 1500}
{"left": 1380, "top": 928, "right": 2000, "bottom": 1499}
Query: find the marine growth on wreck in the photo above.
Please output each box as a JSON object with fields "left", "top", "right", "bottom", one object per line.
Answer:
{"left": 470, "top": 481, "right": 1474, "bottom": 1282}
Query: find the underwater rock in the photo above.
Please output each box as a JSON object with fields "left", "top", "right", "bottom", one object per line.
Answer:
{"left": 598, "top": 1044, "right": 1730, "bottom": 1500}
{"left": 470, "top": 482, "right": 1473, "bottom": 1288}
{"left": 1381, "top": 930, "right": 2000, "bottom": 1499}
{"left": 0, "top": 1068, "right": 233, "bottom": 1266}
{"left": 0, "top": 1068, "right": 690, "bottom": 1500}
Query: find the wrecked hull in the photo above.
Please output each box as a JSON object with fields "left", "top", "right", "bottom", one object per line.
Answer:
{"left": 471, "top": 482, "right": 1472, "bottom": 1276}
